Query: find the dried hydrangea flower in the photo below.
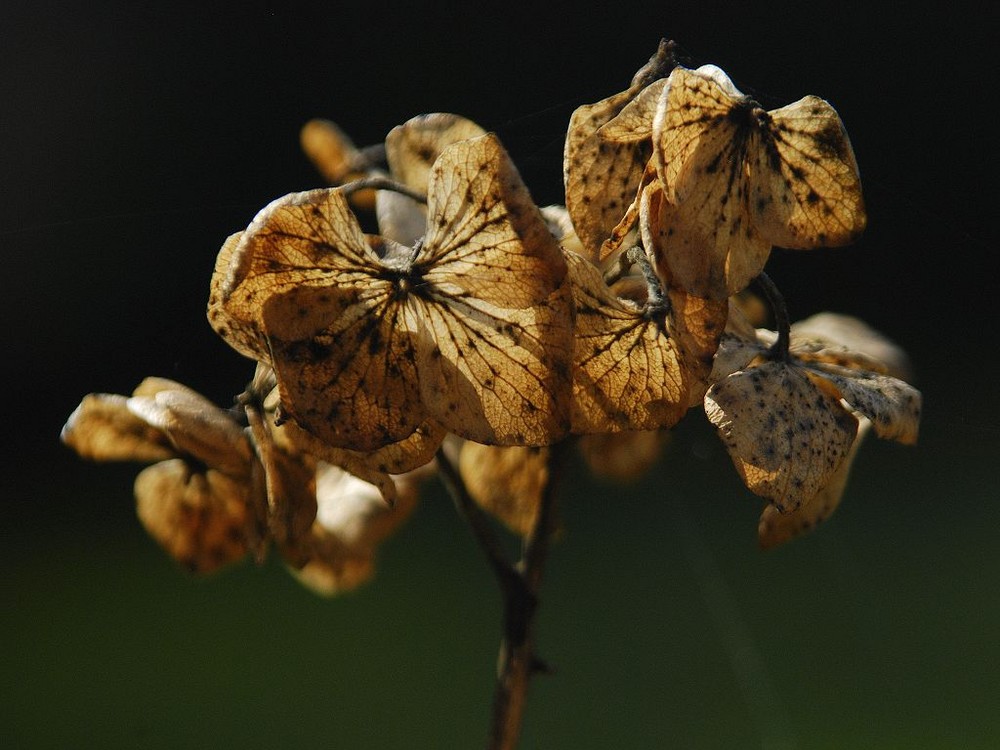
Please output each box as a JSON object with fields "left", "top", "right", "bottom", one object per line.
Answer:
{"left": 62, "top": 378, "right": 265, "bottom": 573}
{"left": 705, "top": 323, "right": 921, "bottom": 516}
{"left": 211, "top": 134, "right": 574, "bottom": 451}
{"left": 644, "top": 64, "right": 866, "bottom": 299}
{"left": 563, "top": 40, "right": 676, "bottom": 261}
{"left": 62, "top": 375, "right": 426, "bottom": 590}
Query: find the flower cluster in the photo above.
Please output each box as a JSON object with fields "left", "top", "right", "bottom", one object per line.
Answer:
{"left": 63, "top": 39, "right": 921, "bottom": 591}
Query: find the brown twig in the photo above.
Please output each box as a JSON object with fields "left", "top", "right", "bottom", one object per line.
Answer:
{"left": 435, "top": 446, "right": 525, "bottom": 599}
{"left": 340, "top": 175, "right": 428, "bottom": 204}
{"left": 435, "top": 441, "right": 571, "bottom": 750}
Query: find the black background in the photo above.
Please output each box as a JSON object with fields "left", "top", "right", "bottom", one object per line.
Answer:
{"left": 4, "top": 2, "right": 996, "bottom": 748}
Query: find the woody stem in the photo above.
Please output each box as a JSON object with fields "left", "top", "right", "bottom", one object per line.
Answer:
{"left": 436, "top": 441, "right": 569, "bottom": 750}
{"left": 436, "top": 447, "right": 523, "bottom": 596}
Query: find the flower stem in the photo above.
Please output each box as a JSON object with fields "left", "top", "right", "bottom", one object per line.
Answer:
{"left": 625, "top": 245, "right": 669, "bottom": 318}
{"left": 489, "top": 439, "right": 568, "bottom": 749}
{"left": 436, "top": 446, "right": 524, "bottom": 596}
{"left": 340, "top": 175, "right": 427, "bottom": 204}
{"left": 436, "top": 441, "right": 570, "bottom": 749}
{"left": 754, "top": 272, "right": 791, "bottom": 362}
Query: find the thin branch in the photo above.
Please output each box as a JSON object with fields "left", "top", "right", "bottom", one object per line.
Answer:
{"left": 435, "top": 447, "right": 528, "bottom": 604}
{"left": 520, "top": 440, "right": 570, "bottom": 588}
{"left": 435, "top": 441, "right": 571, "bottom": 750}
{"left": 489, "top": 439, "right": 571, "bottom": 750}
{"left": 340, "top": 175, "right": 428, "bottom": 204}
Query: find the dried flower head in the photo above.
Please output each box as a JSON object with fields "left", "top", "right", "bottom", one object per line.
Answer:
{"left": 646, "top": 64, "right": 866, "bottom": 298}
{"left": 563, "top": 39, "right": 676, "bottom": 261}
{"left": 211, "top": 133, "right": 574, "bottom": 451}
{"left": 62, "top": 378, "right": 265, "bottom": 572}
{"left": 62, "top": 375, "right": 425, "bottom": 591}
{"left": 706, "top": 323, "right": 920, "bottom": 517}
{"left": 63, "top": 37, "right": 924, "bottom": 746}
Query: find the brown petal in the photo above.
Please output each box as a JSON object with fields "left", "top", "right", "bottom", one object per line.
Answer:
{"left": 134, "top": 459, "right": 258, "bottom": 574}
{"left": 61, "top": 393, "right": 174, "bottom": 464}
{"left": 459, "top": 442, "right": 549, "bottom": 537}
{"left": 803, "top": 362, "right": 922, "bottom": 445}
{"left": 705, "top": 361, "right": 858, "bottom": 512}
{"left": 758, "top": 418, "right": 872, "bottom": 549}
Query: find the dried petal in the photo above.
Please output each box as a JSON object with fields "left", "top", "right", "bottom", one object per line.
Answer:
{"left": 578, "top": 430, "right": 666, "bottom": 482}
{"left": 414, "top": 290, "right": 572, "bottom": 446}
{"left": 62, "top": 393, "right": 175, "bottom": 463}
{"left": 661, "top": 279, "right": 729, "bottom": 406}
{"left": 643, "top": 145, "right": 771, "bottom": 299}
{"left": 414, "top": 133, "right": 574, "bottom": 446}
{"left": 709, "top": 333, "right": 768, "bottom": 382}
{"left": 206, "top": 231, "right": 263, "bottom": 362}
{"left": 539, "top": 204, "right": 585, "bottom": 256}
{"left": 245, "top": 406, "right": 318, "bottom": 547}
{"left": 375, "top": 189, "right": 426, "bottom": 247}
{"left": 648, "top": 64, "right": 865, "bottom": 298}
{"left": 265, "top": 277, "right": 425, "bottom": 451}
{"left": 299, "top": 118, "right": 376, "bottom": 210}
{"left": 705, "top": 361, "right": 858, "bottom": 512}
{"left": 598, "top": 79, "right": 667, "bottom": 143}
{"left": 126, "top": 387, "right": 252, "bottom": 478}
{"left": 134, "top": 459, "right": 258, "bottom": 574}
{"left": 385, "top": 113, "right": 486, "bottom": 194}
{"left": 801, "top": 361, "right": 921, "bottom": 445}
{"left": 288, "top": 464, "right": 421, "bottom": 595}
{"left": 758, "top": 418, "right": 872, "bottom": 549}
{"left": 563, "top": 42, "right": 675, "bottom": 260}
{"left": 791, "top": 312, "right": 912, "bottom": 380}
{"left": 300, "top": 118, "right": 368, "bottom": 185}
{"left": 209, "top": 188, "right": 379, "bottom": 364}
{"left": 420, "top": 133, "right": 568, "bottom": 307}
{"left": 459, "top": 442, "right": 548, "bottom": 536}
{"left": 567, "top": 251, "right": 689, "bottom": 433}
{"left": 275, "top": 417, "right": 444, "bottom": 505}
{"left": 376, "top": 113, "right": 486, "bottom": 246}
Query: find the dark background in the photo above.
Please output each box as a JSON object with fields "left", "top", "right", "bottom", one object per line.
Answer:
{"left": 3, "top": 2, "right": 996, "bottom": 748}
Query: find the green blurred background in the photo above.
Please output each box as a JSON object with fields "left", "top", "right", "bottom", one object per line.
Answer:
{"left": 3, "top": 2, "right": 995, "bottom": 747}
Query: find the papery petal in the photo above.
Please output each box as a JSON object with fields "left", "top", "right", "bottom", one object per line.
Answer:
{"left": 61, "top": 393, "right": 174, "bottom": 463}
{"left": 706, "top": 361, "right": 858, "bottom": 512}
